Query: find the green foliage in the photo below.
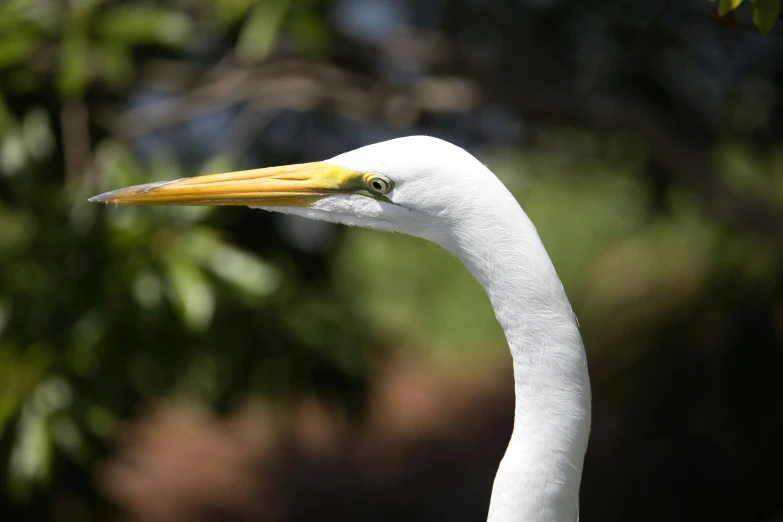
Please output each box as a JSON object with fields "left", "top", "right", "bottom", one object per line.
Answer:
{"left": 0, "top": 108, "right": 54, "bottom": 176}
{"left": 0, "top": 136, "right": 374, "bottom": 506}
{"left": 750, "top": 0, "right": 782, "bottom": 32}
{"left": 212, "top": 0, "right": 254, "bottom": 26}
{"left": 719, "top": 0, "right": 745, "bottom": 16}
{"left": 713, "top": 0, "right": 781, "bottom": 32}
{"left": 96, "top": 5, "right": 192, "bottom": 47}
{"left": 236, "top": 0, "right": 291, "bottom": 62}
{"left": 0, "top": 0, "right": 368, "bottom": 484}
{"left": 0, "top": 0, "right": 197, "bottom": 99}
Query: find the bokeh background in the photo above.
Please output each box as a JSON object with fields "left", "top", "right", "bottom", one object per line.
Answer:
{"left": 2, "top": 0, "right": 783, "bottom": 521}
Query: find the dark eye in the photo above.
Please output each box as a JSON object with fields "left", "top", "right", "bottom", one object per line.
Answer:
{"left": 365, "top": 174, "right": 393, "bottom": 194}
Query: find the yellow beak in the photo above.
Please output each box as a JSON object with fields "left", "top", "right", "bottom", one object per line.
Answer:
{"left": 89, "top": 162, "right": 363, "bottom": 207}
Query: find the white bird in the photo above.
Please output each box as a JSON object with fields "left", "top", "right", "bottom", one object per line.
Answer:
{"left": 90, "top": 136, "right": 591, "bottom": 522}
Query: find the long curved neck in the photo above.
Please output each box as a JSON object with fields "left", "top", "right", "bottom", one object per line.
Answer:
{"left": 444, "top": 200, "right": 591, "bottom": 522}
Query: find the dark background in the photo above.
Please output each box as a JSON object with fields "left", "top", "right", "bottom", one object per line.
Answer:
{"left": 1, "top": 1, "right": 782, "bottom": 521}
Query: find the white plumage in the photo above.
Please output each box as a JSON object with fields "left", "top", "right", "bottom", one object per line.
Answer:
{"left": 91, "top": 136, "right": 591, "bottom": 522}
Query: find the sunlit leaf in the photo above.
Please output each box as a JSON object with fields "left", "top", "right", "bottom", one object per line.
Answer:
{"left": 750, "top": 0, "right": 781, "bottom": 32}
{"left": 177, "top": 227, "right": 223, "bottom": 261}
{"left": 0, "top": 131, "right": 27, "bottom": 176}
{"left": 719, "top": 0, "right": 745, "bottom": 15}
{"left": 33, "top": 377, "right": 73, "bottom": 412}
{"left": 98, "top": 5, "right": 192, "bottom": 47}
{"left": 236, "top": 0, "right": 290, "bottom": 62}
{"left": 175, "top": 228, "right": 280, "bottom": 297}
{"left": 208, "top": 244, "right": 280, "bottom": 297}
{"left": 133, "top": 269, "right": 164, "bottom": 310}
{"left": 165, "top": 259, "right": 216, "bottom": 332}
{"left": 8, "top": 401, "right": 52, "bottom": 497}
{"left": 21, "top": 109, "right": 53, "bottom": 161}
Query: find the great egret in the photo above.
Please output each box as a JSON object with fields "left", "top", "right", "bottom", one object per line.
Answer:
{"left": 90, "top": 136, "right": 591, "bottom": 522}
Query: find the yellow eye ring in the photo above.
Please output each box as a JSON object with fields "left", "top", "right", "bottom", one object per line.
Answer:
{"left": 364, "top": 173, "right": 393, "bottom": 194}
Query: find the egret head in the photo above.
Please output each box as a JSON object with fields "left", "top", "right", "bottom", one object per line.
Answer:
{"left": 89, "top": 136, "right": 510, "bottom": 246}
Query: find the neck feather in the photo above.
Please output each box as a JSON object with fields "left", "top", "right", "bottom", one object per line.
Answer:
{"left": 443, "top": 201, "right": 591, "bottom": 522}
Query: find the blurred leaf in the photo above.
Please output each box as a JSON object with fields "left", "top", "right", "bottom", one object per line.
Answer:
{"left": 69, "top": 0, "right": 103, "bottom": 17}
{"left": 208, "top": 243, "right": 280, "bottom": 297}
{"left": 0, "top": 93, "right": 9, "bottom": 130}
{"left": 99, "top": 42, "right": 134, "bottom": 87}
{"left": 291, "top": 9, "right": 329, "bottom": 55}
{"left": 0, "top": 35, "right": 35, "bottom": 69}
{"left": 6, "top": 1, "right": 62, "bottom": 33}
{"left": 0, "top": 394, "right": 18, "bottom": 439}
{"left": 212, "top": 0, "right": 253, "bottom": 26}
{"left": 133, "top": 270, "right": 164, "bottom": 310}
{"left": 0, "top": 130, "right": 27, "bottom": 176}
{"left": 95, "top": 140, "right": 138, "bottom": 188}
{"left": 750, "top": 0, "right": 781, "bottom": 32}
{"left": 177, "top": 228, "right": 280, "bottom": 297}
{"left": 165, "top": 259, "right": 216, "bottom": 332}
{"left": 97, "top": 5, "right": 192, "bottom": 47}
{"left": 176, "top": 228, "right": 222, "bottom": 260}
{"left": 8, "top": 402, "right": 51, "bottom": 498}
{"left": 57, "top": 31, "right": 90, "bottom": 97}
{"left": 67, "top": 311, "right": 106, "bottom": 376}
{"left": 335, "top": 228, "right": 503, "bottom": 360}
{"left": 7, "top": 69, "right": 44, "bottom": 94}
{"left": 50, "top": 415, "right": 83, "bottom": 458}
{"left": 0, "top": 347, "right": 54, "bottom": 432}
{"left": 0, "top": 109, "right": 52, "bottom": 175}
{"left": 0, "top": 206, "right": 36, "bottom": 252}
{"left": 85, "top": 405, "right": 116, "bottom": 438}
{"left": 21, "top": 109, "right": 53, "bottom": 161}
{"left": 716, "top": 143, "right": 781, "bottom": 209}
{"left": 719, "top": 0, "right": 744, "bottom": 15}
{"left": 236, "top": 0, "right": 290, "bottom": 62}
{"left": 6, "top": 375, "right": 71, "bottom": 496}
{"left": 34, "top": 377, "right": 73, "bottom": 412}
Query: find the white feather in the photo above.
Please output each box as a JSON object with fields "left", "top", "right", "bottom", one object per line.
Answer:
{"left": 261, "top": 136, "right": 590, "bottom": 522}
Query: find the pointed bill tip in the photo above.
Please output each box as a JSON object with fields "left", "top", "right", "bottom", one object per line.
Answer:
{"left": 88, "top": 192, "right": 111, "bottom": 203}
{"left": 88, "top": 188, "right": 125, "bottom": 204}
{"left": 88, "top": 179, "right": 185, "bottom": 205}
